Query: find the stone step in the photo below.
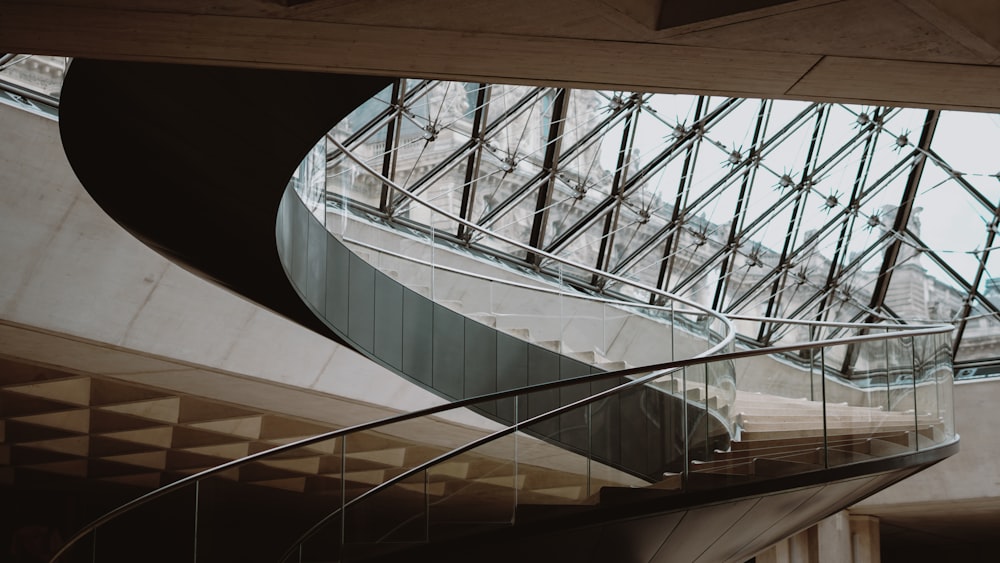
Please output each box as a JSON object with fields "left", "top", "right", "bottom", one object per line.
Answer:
{"left": 738, "top": 418, "right": 931, "bottom": 433}
{"left": 506, "top": 327, "right": 531, "bottom": 340}
{"left": 535, "top": 340, "right": 565, "bottom": 353}
{"left": 735, "top": 412, "right": 932, "bottom": 424}
{"left": 691, "top": 435, "right": 881, "bottom": 472}
{"left": 567, "top": 350, "right": 613, "bottom": 365}
{"left": 739, "top": 422, "right": 929, "bottom": 442}
{"left": 409, "top": 284, "right": 431, "bottom": 298}
{"left": 465, "top": 312, "right": 497, "bottom": 327}
{"left": 730, "top": 428, "right": 914, "bottom": 452}
{"left": 437, "top": 299, "right": 464, "bottom": 312}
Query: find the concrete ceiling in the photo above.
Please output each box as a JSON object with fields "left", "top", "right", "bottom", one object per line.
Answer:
{"left": 0, "top": 0, "right": 998, "bottom": 112}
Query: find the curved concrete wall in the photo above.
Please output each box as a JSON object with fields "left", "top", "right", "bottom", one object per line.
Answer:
{"left": 277, "top": 189, "right": 731, "bottom": 478}
{"left": 0, "top": 99, "right": 451, "bottom": 427}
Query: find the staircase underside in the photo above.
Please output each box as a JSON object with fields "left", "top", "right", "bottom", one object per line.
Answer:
{"left": 361, "top": 453, "right": 949, "bottom": 563}
{"left": 56, "top": 59, "right": 958, "bottom": 562}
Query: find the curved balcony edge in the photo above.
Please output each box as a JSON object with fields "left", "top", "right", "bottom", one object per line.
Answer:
{"left": 278, "top": 185, "right": 733, "bottom": 481}
{"left": 58, "top": 58, "right": 393, "bottom": 347}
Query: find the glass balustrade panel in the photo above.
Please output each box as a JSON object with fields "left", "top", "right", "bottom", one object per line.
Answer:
{"left": 932, "top": 332, "right": 956, "bottom": 441}
{"left": 425, "top": 433, "right": 518, "bottom": 542}
{"left": 912, "top": 332, "right": 953, "bottom": 448}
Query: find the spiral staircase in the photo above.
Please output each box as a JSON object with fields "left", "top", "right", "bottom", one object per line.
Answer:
{"left": 46, "top": 60, "right": 958, "bottom": 563}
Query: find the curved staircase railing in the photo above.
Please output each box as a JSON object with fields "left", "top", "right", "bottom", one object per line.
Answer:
{"left": 278, "top": 134, "right": 740, "bottom": 485}
{"left": 268, "top": 112, "right": 954, "bottom": 560}
{"left": 276, "top": 322, "right": 955, "bottom": 563}
{"left": 50, "top": 319, "right": 954, "bottom": 563}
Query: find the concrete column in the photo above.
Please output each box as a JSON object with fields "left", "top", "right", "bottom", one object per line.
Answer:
{"left": 816, "top": 511, "right": 851, "bottom": 563}
{"left": 756, "top": 537, "right": 791, "bottom": 563}
{"left": 756, "top": 527, "right": 815, "bottom": 563}
{"left": 849, "top": 514, "right": 881, "bottom": 563}
{"left": 755, "top": 511, "right": 880, "bottom": 563}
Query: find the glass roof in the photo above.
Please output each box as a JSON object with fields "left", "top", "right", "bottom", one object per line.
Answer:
{"left": 0, "top": 54, "right": 64, "bottom": 117}
{"left": 0, "top": 54, "right": 66, "bottom": 97}
{"left": 326, "top": 79, "right": 1000, "bottom": 367}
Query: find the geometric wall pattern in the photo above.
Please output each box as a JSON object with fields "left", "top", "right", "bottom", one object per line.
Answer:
{"left": 1, "top": 356, "right": 611, "bottom": 503}
{"left": 0, "top": 356, "right": 426, "bottom": 493}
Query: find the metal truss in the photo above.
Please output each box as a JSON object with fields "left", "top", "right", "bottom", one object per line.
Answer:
{"left": 324, "top": 79, "right": 1000, "bottom": 368}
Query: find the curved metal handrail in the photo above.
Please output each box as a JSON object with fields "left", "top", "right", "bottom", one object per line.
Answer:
{"left": 339, "top": 233, "right": 717, "bottom": 328}
{"left": 274, "top": 320, "right": 952, "bottom": 561}
{"left": 325, "top": 136, "right": 734, "bottom": 342}
{"left": 44, "top": 357, "right": 661, "bottom": 562}
{"left": 50, "top": 318, "right": 951, "bottom": 563}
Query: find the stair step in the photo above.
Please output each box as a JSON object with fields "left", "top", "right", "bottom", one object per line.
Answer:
{"left": 691, "top": 444, "right": 880, "bottom": 477}
{"left": 910, "top": 426, "right": 946, "bottom": 449}
{"left": 506, "top": 327, "right": 531, "bottom": 340}
{"left": 753, "top": 456, "right": 823, "bottom": 476}
{"left": 733, "top": 400, "right": 889, "bottom": 413}
{"left": 528, "top": 484, "right": 585, "bottom": 500}
{"left": 410, "top": 284, "right": 431, "bottom": 298}
{"left": 535, "top": 340, "right": 565, "bottom": 353}
{"left": 739, "top": 419, "right": 926, "bottom": 433}
{"left": 438, "top": 299, "right": 464, "bottom": 312}
{"left": 826, "top": 448, "right": 876, "bottom": 465}
{"left": 566, "top": 350, "right": 613, "bottom": 365}
{"left": 596, "top": 471, "right": 683, "bottom": 506}
{"left": 693, "top": 446, "right": 818, "bottom": 470}
{"left": 645, "top": 380, "right": 728, "bottom": 416}
{"left": 465, "top": 312, "right": 497, "bottom": 327}
{"left": 692, "top": 449, "right": 820, "bottom": 475}
{"left": 739, "top": 423, "right": 931, "bottom": 441}
{"left": 869, "top": 436, "right": 915, "bottom": 456}
{"left": 731, "top": 429, "right": 913, "bottom": 452}
{"left": 350, "top": 248, "right": 375, "bottom": 262}
{"left": 737, "top": 414, "right": 929, "bottom": 425}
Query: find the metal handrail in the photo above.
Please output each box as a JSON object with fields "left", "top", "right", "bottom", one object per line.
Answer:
{"left": 339, "top": 230, "right": 953, "bottom": 334}
{"left": 340, "top": 232, "right": 711, "bottom": 319}
{"left": 50, "top": 337, "right": 726, "bottom": 563}
{"left": 51, "top": 318, "right": 951, "bottom": 562}
{"left": 326, "top": 136, "right": 734, "bottom": 339}
{"left": 52, "top": 339, "right": 721, "bottom": 563}
{"left": 276, "top": 320, "right": 953, "bottom": 561}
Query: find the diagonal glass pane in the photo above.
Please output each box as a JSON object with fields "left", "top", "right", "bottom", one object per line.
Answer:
{"left": 956, "top": 297, "right": 1000, "bottom": 363}
{"left": 930, "top": 110, "right": 1000, "bottom": 204}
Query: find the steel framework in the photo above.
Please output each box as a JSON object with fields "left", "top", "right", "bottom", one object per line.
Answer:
{"left": 323, "top": 79, "right": 1000, "bottom": 367}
